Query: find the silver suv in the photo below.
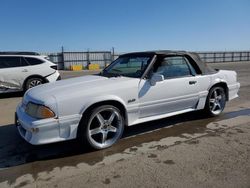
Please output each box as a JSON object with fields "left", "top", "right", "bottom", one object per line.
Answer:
{"left": 0, "top": 52, "right": 61, "bottom": 93}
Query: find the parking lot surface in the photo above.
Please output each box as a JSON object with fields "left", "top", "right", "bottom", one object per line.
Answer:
{"left": 0, "top": 62, "right": 249, "bottom": 188}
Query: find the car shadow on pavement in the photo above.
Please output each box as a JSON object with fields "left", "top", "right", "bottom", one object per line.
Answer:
{"left": 0, "top": 92, "right": 23, "bottom": 99}
{"left": 0, "top": 108, "right": 249, "bottom": 170}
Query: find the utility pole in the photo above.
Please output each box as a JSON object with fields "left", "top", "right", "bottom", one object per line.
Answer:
{"left": 61, "top": 46, "right": 65, "bottom": 70}
{"left": 87, "top": 48, "right": 90, "bottom": 67}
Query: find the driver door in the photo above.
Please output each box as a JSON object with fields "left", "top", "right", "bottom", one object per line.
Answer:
{"left": 138, "top": 56, "right": 200, "bottom": 118}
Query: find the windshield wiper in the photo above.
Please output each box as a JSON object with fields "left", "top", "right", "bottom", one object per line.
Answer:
{"left": 111, "top": 68, "right": 122, "bottom": 73}
{"left": 99, "top": 71, "right": 123, "bottom": 78}
{"left": 109, "top": 73, "right": 123, "bottom": 77}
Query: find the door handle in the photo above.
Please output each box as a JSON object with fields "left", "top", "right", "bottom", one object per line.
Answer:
{"left": 22, "top": 69, "right": 28, "bottom": 72}
{"left": 189, "top": 81, "right": 197, "bottom": 85}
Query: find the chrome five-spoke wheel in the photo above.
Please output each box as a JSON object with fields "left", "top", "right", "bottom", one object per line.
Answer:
{"left": 85, "top": 105, "right": 124, "bottom": 149}
{"left": 206, "top": 86, "right": 226, "bottom": 116}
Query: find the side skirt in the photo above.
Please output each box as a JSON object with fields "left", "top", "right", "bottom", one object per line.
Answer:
{"left": 129, "top": 108, "right": 195, "bottom": 126}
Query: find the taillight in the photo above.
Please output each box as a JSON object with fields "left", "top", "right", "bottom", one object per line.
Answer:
{"left": 50, "top": 65, "right": 57, "bottom": 70}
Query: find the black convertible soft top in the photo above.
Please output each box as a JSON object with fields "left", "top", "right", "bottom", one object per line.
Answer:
{"left": 120, "top": 50, "right": 216, "bottom": 75}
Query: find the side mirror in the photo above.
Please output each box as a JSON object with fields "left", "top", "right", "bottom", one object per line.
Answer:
{"left": 150, "top": 73, "right": 164, "bottom": 86}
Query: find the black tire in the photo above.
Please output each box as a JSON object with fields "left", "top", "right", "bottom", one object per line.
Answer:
{"left": 78, "top": 105, "right": 125, "bottom": 150}
{"left": 204, "top": 86, "right": 226, "bottom": 117}
{"left": 24, "top": 77, "right": 44, "bottom": 91}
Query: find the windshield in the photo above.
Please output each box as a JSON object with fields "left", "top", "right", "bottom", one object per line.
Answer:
{"left": 101, "top": 55, "right": 153, "bottom": 78}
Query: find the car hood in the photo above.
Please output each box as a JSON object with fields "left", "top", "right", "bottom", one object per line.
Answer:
{"left": 25, "top": 75, "right": 138, "bottom": 104}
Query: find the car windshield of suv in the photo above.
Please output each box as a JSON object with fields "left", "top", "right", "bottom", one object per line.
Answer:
{"left": 101, "top": 55, "right": 153, "bottom": 78}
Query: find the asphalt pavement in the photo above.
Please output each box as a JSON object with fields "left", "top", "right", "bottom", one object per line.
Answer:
{"left": 0, "top": 62, "right": 249, "bottom": 188}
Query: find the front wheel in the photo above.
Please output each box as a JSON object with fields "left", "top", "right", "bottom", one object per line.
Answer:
{"left": 204, "top": 86, "right": 226, "bottom": 116}
{"left": 79, "top": 105, "right": 124, "bottom": 150}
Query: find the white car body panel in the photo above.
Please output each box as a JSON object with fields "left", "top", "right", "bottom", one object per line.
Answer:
{"left": 138, "top": 76, "right": 200, "bottom": 118}
{"left": 0, "top": 55, "right": 60, "bottom": 93}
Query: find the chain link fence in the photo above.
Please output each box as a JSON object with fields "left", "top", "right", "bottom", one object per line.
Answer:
{"left": 41, "top": 51, "right": 250, "bottom": 70}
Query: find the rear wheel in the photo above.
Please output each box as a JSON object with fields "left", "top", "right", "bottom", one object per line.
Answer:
{"left": 79, "top": 105, "right": 124, "bottom": 150}
{"left": 205, "top": 86, "right": 226, "bottom": 116}
{"left": 25, "top": 77, "right": 44, "bottom": 91}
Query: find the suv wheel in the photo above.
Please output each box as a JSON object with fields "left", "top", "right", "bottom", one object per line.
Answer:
{"left": 25, "top": 77, "right": 44, "bottom": 91}
{"left": 79, "top": 105, "right": 124, "bottom": 150}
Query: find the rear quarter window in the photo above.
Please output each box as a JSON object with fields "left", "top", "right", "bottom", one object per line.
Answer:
{"left": 25, "top": 57, "right": 44, "bottom": 65}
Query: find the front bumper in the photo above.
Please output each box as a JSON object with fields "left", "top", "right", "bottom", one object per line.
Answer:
{"left": 15, "top": 103, "right": 74, "bottom": 145}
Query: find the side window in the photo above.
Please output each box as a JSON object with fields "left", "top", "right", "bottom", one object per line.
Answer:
{"left": 155, "top": 56, "right": 193, "bottom": 79}
{"left": 0, "top": 57, "right": 7, "bottom": 68}
{"left": 185, "top": 57, "right": 197, "bottom": 76}
{"left": 25, "top": 57, "right": 44, "bottom": 65}
{"left": 0, "top": 56, "right": 28, "bottom": 68}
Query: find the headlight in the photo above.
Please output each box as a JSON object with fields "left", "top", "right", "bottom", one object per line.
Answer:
{"left": 25, "top": 102, "right": 55, "bottom": 119}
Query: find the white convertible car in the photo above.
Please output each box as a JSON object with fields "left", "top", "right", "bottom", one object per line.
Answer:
{"left": 16, "top": 51, "right": 240, "bottom": 149}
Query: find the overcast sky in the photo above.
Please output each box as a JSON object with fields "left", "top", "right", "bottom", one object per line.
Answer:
{"left": 0, "top": 0, "right": 249, "bottom": 52}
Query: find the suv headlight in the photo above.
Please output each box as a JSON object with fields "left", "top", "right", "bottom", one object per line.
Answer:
{"left": 25, "top": 102, "right": 55, "bottom": 119}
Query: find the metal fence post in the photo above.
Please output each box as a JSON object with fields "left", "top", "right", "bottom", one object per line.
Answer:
{"left": 87, "top": 50, "right": 90, "bottom": 68}
{"left": 61, "top": 46, "right": 65, "bottom": 70}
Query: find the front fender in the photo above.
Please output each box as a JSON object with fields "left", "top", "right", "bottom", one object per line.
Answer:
{"left": 79, "top": 95, "right": 127, "bottom": 115}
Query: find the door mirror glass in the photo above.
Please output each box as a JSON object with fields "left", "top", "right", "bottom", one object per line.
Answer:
{"left": 150, "top": 73, "right": 164, "bottom": 86}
